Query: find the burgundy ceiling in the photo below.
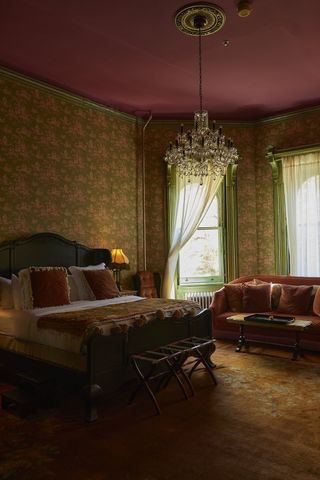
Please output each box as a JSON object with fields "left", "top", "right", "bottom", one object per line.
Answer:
{"left": 1, "top": 0, "right": 320, "bottom": 120}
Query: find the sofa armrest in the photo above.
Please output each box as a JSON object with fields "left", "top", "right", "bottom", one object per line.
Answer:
{"left": 210, "top": 288, "right": 228, "bottom": 318}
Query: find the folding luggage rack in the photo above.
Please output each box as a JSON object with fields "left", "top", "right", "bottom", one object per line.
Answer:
{"left": 130, "top": 337, "right": 217, "bottom": 414}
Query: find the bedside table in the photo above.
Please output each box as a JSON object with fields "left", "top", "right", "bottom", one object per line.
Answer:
{"left": 119, "top": 290, "right": 138, "bottom": 296}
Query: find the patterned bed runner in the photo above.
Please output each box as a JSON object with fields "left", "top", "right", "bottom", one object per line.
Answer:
{"left": 37, "top": 298, "right": 201, "bottom": 339}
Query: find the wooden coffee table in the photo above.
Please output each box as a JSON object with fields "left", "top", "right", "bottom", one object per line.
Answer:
{"left": 227, "top": 314, "right": 312, "bottom": 360}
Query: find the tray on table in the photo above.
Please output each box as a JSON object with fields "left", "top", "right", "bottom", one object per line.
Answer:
{"left": 244, "top": 314, "right": 295, "bottom": 324}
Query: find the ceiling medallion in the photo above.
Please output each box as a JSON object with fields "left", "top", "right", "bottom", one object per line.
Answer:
{"left": 174, "top": 2, "right": 226, "bottom": 36}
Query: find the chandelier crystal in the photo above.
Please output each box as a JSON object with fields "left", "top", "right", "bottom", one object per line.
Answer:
{"left": 164, "top": 3, "right": 239, "bottom": 182}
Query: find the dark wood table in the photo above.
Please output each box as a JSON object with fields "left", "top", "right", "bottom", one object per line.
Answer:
{"left": 227, "top": 314, "right": 312, "bottom": 360}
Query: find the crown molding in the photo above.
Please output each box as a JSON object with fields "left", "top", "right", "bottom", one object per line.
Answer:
{"left": 257, "top": 104, "right": 320, "bottom": 125}
{"left": 1, "top": 65, "right": 320, "bottom": 126}
{"left": 149, "top": 119, "right": 254, "bottom": 128}
{"left": 0, "top": 66, "right": 141, "bottom": 124}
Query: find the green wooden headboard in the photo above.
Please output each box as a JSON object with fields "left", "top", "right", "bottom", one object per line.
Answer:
{"left": 0, "top": 232, "right": 111, "bottom": 278}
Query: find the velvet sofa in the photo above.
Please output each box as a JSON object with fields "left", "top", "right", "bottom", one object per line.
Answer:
{"left": 210, "top": 275, "right": 320, "bottom": 352}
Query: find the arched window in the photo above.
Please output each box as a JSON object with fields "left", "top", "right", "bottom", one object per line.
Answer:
{"left": 268, "top": 146, "right": 320, "bottom": 276}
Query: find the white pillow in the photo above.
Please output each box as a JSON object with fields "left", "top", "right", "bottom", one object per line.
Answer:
{"left": 18, "top": 268, "right": 34, "bottom": 309}
{"left": 11, "top": 274, "right": 22, "bottom": 309}
{"left": 0, "top": 276, "right": 14, "bottom": 309}
{"left": 68, "top": 275, "right": 80, "bottom": 302}
{"left": 69, "top": 263, "right": 106, "bottom": 300}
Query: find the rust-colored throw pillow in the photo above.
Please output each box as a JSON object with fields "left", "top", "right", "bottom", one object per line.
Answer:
{"left": 29, "top": 267, "right": 70, "bottom": 309}
{"left": 242, "top": 283, "right": 271, "bottom": 313}
{"left": 276, "top": 285, "right": 313, "bottom": 315}
{"left": 313, "top": 288, "right": 320, "bottom": 316}
{"left": 225, "top": 284, "right": 243, "bottom": 312}
{"left": 82, "top": 269, "right": 120, "bottom": 300}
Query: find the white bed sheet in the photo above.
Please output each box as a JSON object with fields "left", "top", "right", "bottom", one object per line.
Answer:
{"left": 0, "top": 296, "right": 144, "bottom": 354}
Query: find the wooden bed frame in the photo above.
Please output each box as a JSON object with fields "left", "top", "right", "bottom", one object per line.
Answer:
{"left": 0, "top": 232, "right": 213, "bottom": 421}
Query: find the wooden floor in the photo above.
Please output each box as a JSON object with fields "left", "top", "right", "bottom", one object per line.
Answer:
{"left": 1, "top": 339, "right": 320, "bottom": 480}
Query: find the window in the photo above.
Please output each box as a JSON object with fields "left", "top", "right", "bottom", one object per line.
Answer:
{"left": 282, "top": 152, "right": 320, "bottom": 276}
{"left": 295, "top": 175, "right": 320, "bottom": 274}
{"left": 179, "top": 195, "right": 224, "bottom": 284}
{"left": 269, "top": 146, "right": 320, "bottom": 276}
{"left": 163, "top": 164, "right": 238, "bottom": 299}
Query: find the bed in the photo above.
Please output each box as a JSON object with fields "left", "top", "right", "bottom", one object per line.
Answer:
{"left": 0, "top": 232, "right": 213, "bottom": 420}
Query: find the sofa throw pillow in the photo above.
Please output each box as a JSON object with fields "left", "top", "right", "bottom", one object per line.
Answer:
{"left": 250, "top": 279, "right": 282, "bottom": 310}
{"left": 313, "top": 288, "right": 320, "bottom": 316}
{"left": 29, "top": 267, "right": 71, "bottom": 309}
{"left": 82, "top": 269, "right": 120, "bottom": 300}
{"left": 270, "top": 283, "right": 282, "bottom": 310}
{"left": 276, "top": 285, "right": 313, "bottom": 315}
{"left": 309, "top": 285, "right": 320, "bottom": 314}
{"left": 242, "top": 283, "right": 272, "bottom": 313}
{"left": 225, "top": 284, "right": 243, "bottom": 312}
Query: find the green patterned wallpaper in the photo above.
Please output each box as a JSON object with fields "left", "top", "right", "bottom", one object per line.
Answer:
{"left": 1, "top": 69, "right": 320, "bottom": 284}
{"left": 0, "top": 70, "right": 142, "bottom": 288}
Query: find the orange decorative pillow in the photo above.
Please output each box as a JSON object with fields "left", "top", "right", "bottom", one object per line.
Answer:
{"left": 82, "top": 269, "right": 120, "bottom": 300}
{"left": 242, "top": 283, "right": 271, "bottom": 313}
{"left": 313, "top": 288, "right": 320, "bottom": 316}
{"left": 276, "top": 285, "right": 313, "bottom": 315}
{"left": 225, "top": 284, "right": 243, "bottom": 312}
{"left": 29, "top": 267, "right": 70, "bottom": 308}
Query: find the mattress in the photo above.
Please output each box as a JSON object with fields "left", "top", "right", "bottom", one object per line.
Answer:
{"left": 0, "top": 295, "right": 143, "bottom": 355}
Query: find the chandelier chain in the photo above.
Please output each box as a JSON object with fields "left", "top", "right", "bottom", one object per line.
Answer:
{"left": 198, "top": 26, "right": 203, "bottom": 113}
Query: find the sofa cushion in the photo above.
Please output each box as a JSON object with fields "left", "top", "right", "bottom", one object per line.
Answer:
{"left": 243, "top": 283, "right": 271, "bottom": 312}
{"left": 271, "top": 283, "right": 282, "bottom": 309}
{"left": 313, "top": 288, "right": 320, "bottom": 316}
{"left": 276, "top": 285, "right": 313, "bottom": 315}
{"left": 225, "top": 284, "right": 243, "bottom": 312}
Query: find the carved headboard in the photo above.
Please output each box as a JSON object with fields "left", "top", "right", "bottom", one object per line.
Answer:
{"left": 0, "top": 232, "right": 112, "bottom": 278}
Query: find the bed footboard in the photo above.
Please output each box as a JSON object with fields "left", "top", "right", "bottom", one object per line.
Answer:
{"left": 84, "top": 308, "right": 213, "bottom": 421}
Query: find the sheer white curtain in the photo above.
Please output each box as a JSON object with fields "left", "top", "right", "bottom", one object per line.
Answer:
{"left": 282, "top": 151, "right": 320, "bottom": 276}
{"left": 162, "top": 173, "right": 222, "bottom": 298}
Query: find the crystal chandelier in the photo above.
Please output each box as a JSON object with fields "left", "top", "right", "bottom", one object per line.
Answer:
{"left": 164, "top": 3, "right": 239, "bottom": 182}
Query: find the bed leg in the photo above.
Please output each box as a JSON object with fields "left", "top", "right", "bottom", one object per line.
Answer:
{"left": 82, "top": 384, "right": 103, "bottom": 422}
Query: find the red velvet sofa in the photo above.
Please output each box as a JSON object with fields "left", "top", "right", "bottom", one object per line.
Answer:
{"left": 210, "top": 275, "right": 320, "bottom": 352}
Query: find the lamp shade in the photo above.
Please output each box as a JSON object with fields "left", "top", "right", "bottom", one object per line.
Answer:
{"left": 111, "top": 248, "right": 130, "bottom": 270}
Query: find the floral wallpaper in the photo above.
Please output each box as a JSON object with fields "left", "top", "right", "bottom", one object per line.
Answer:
{"left": 0, "top": 71, "right": 142, "bottom": 288}
{"left": 1, "top": 69, "right": 320, "bottom": 285}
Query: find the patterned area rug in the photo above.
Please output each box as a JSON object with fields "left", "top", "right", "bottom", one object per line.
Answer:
{"left": 1, "top": 341, "right": 320, "bottom": 480}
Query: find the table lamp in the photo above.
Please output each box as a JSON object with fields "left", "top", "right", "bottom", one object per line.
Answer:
{"left": 110, "top": 248, "right": 130, "bottom": 290}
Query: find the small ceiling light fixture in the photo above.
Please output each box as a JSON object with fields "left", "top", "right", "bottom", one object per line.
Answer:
{"left": 164, "top": 3, "right": 239, "bottom": 183}
{"left": 237, "top": 0, "right": 252, "bottom": 17}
